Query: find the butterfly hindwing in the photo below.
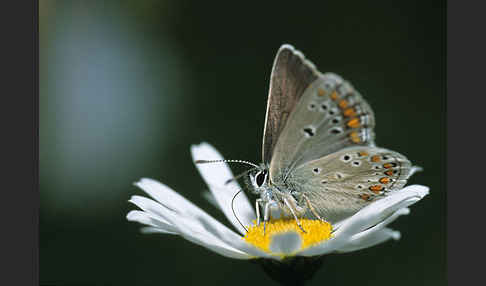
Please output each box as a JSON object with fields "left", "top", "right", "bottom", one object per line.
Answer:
{"left": 262, "top": 44, "right": 320, "bottom": 164}
{"left": 269, "top": 73, "right": 376, "bottom": 183}
{"left": 285, "top": 146, "right": 412, "bottom": 223}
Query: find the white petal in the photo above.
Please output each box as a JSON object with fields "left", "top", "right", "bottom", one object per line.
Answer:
{"left": 191, "top": 142, "right": 256, "bottom": 234}
{"left": 129, "top": 195, "right": 237, "bottom": 248}
{"left": 140, "top": 226, "right": 177, "bottom": 235}
{"left": 130, "top": 188, "right": 265, "bottom": 259}
{"left": 408, "top": 166, "right": 423, "bottom": 177}
{"left": 169, "top": 214, "right": 253, "bottom": 259}
{"left": 299, "top": 213, "right": 404, "bottom": 257}
{"left": 128, "top": 195, "right": 177, "bottom": 223}
{"left": 335, "top": 207, "right": 409, "bottom": 253}
{"left": 336, "top": 228, "right": 401, "bottom": 253}
{"left": 180, "top": 211, "right": 275, "bottom": 259}
{"left": 181, "top": 235, "right": 251, "bottom": 259}
{"left": 202, "top": 190, "right": 219, "bottom": 208}
{"left": 345, "top": 207, "right": 409, "bottom": 241}
{"left": 134, "top": 178, "right": 209, "bottom": 218}
{"left": 126, "top": 210, "right": 176, "bottom": 233}
{"left": 164, "top": 209, "right": 266, "bottom": 259}
{"left": 297, "top": 235, "right": 349, "bottom": 257}
{"left": 133, "top": 178, "right": 253, "bottom": 238}
{"left": 333, "top": 185, "right": 428, "bottom": 237}
{"left": 131, "top": 182, "right": 247, "bottom": 245}
{"left": 131, "top": 195, "right": 253, "bottom": 259}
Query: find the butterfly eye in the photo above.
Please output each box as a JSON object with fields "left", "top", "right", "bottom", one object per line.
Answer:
{"left": 255, "top": 171, "right": 267, "bottom": 187}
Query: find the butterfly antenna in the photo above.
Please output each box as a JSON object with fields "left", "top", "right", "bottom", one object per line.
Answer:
{"left": 232, "top": 189, "right": 248, "bottom": 233}
{"left": 195, "top": 159, "right": 260, "bottom": 169}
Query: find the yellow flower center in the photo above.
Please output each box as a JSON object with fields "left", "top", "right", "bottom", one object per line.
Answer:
{"left": 243, "top": 219, "right": 332, "bottom": 255}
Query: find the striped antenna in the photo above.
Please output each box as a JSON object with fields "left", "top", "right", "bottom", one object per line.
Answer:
{"left": 195, "top": 159, "right": 260, "bottom": 169}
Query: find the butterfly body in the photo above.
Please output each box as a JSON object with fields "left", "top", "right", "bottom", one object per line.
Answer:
{"left": 246, "top": 45, "right": 418, "bottom": 226}
{"left": 246, "top": 165, "right": 308, "bottom": 230}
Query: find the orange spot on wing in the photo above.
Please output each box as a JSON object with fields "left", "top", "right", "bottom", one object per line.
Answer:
{"left": 379, "top": 177, "right": 390, "bottom": 184}
{"left": 343, "top": 108, "right": 356, "bottom": 117}
{"left": 338, "top": 100, "right": 348, "bottom": 109}
{"left": 383, "top": 163, "right": 393, "bottom": 169}
{"left": 358, "top": 151, "right": 368, "bottom": 157}
{"left": 384, "top": 170, "right": 394, "bottom": 176}
{"left": 350, "top": 131, "right": 361, "bottom": 143}
{"left": 318, "top": 88, "right": 326, "bottom": 96}
{"left": 347, "top": 118, "right": 361, "bottom": 128}
{"left": 330, "top": 91, "right": 338, "bottom": 100}
{"left": 371, "top": 155, "right": 381, "bottom": 162}
{"left": 360, "top": 194, "right": 371, "bottom": 201}
{"left": 369, "top": 185, "right": 383, "bottom": 193}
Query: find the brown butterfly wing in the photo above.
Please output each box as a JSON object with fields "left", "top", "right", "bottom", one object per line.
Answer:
{"left": 262, "top": 44, "right": 320, "bottom": 164}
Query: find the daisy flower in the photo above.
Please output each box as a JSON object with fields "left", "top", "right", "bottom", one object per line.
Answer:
{"left": 127, "top": 142, "right": 428, "bottom": 263}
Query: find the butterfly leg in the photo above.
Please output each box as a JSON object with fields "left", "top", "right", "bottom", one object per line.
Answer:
{"left": 255, "top": 198, "right": 263, "bottom": 226}
{"left": 303, "top": 194, "right": 326, "bottom": 222}
{"left": 283, "top": 197, "right": 306, "bottom": 233}
{"left": 263, "top": 200, "right": 277, "bottom": 235}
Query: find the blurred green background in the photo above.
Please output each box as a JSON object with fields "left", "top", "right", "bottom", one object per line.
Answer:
{"left": 40, "top": 1, "right": 445, "bottom": 285}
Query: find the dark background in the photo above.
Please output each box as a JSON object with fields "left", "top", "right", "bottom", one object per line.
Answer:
{"left": 40, "top": 1, "right": 445, "bottom": 285}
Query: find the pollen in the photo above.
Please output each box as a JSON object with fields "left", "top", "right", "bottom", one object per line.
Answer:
{"left": 243, "top": 219, "right": 332, "bottom": 254}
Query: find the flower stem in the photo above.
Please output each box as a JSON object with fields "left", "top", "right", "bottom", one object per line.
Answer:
{"left": 256, "top": 256, "right": 326, "bottom": 286}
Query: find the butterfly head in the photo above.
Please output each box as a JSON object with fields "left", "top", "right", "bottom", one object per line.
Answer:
{"left": 247, "top": 164, "right": 271, "bottom": 195}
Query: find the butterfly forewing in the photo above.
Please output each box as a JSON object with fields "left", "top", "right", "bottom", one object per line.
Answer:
{"left": 286, "top": 146, "right": 412, "bottom": 223}
{"left": 269, "top": 73, "right": 376, "bottom": 183}
{"left": 262, "top": 44, "right": 320, "bottom": 164}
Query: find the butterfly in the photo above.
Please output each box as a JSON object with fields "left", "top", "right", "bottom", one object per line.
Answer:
{"left": 198, "top": 44, "right": 417, "bottom": 232}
